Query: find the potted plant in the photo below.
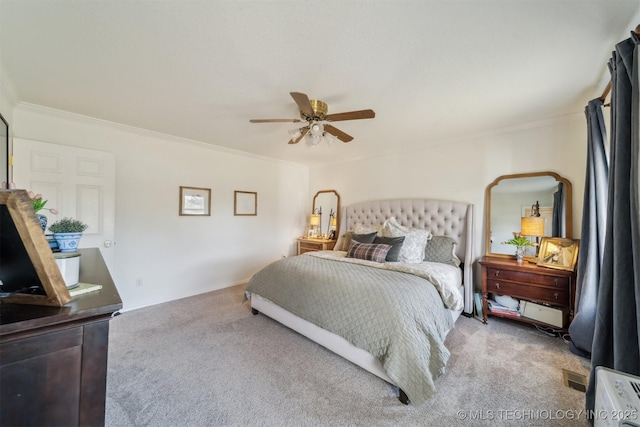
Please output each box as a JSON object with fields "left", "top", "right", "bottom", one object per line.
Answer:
{"left": 28, "top": 190, "right": 59, "bottom": 231}
{"left": 49, "top": 217, "right": 88, "bottom": 253}
{"left": 502, "top": 233, "right": 535, "bottom": 262}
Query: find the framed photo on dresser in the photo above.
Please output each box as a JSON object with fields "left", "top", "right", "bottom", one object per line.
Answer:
{"left": 537, "top": 237, "right": 579, "bottom": 271}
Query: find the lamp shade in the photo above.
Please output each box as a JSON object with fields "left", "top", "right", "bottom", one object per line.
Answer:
{"left": 521, "top": 216, "right": 544, "bottom": 237}
{"left": 331, "top": 217, "right": 337, "bottom": 227}
{"left": 309, "top": 215, "right": 321, "bottom": 226}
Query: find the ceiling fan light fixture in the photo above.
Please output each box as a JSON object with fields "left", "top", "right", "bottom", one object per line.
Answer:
{"left": 288, "top": 128, "right": 302, "bottom": 142}
{"left": 323, "top": 132, "right": 337, "bottom": 145}
{"left": 305, "top": 133, "right": 322, "bottom": 147}
{"left": 309, "top": 122, "right": 324, "bottom": 136}
{"left": 249, "top": 92, "right": 374, "bottom": 146}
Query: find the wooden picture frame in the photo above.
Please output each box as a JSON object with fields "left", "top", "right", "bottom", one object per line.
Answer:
{"left": 179, "top": 186, "right": 211, "bottom": 216}
{"left": 536, "top": 237, "right": 579, "bottom": 271}
{"left": 0, "top": 190, "right": 71, "bottom": 306}
{"left": 234, "top": 191, "right": 257, "bottom": 216}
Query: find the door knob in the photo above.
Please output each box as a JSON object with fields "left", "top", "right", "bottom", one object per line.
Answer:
{"left": 104, "top": 240, "right": 114, "bottom": 248}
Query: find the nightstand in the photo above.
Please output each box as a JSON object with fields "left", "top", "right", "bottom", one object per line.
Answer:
{"left": 297, "top": 237, "right": 336, "bottom": 255}
{"left": 479, "top": 256, "right": 576, "bottom": 330}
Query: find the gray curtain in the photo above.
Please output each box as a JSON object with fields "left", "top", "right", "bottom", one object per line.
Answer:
{"left": 586, "top": 33, "right": 640, "bottom": 413}
{"left": 552, "top": 183, "right": 565, "bottom": 237}
{"left": 568, "top": 98, "right": 608, "bottom": 358}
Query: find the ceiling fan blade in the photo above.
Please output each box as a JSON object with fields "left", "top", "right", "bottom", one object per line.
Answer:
{"left": 249, "top": 118, "right": 301, "bottom": 123}
{"left": 324, "top": 124, "right": 353, "bottom": 143}
{"left": 290, "top": 92, "right": 314, "bottom": 117}
{"left": 289, "top": 127, "right": 309, "bottom": 144}
{"left": 325, "top": 109, "right": 375, "bottom": 122}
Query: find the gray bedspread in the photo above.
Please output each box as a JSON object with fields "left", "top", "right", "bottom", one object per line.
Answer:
{"left": 244, "top": 252, "right": 454, "bottom": 405}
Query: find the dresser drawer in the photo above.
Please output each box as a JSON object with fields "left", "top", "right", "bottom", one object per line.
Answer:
{"left": 297, "top": 239, "right": 336, "bottom": 255}
{"left": 487, "top": 279, "right": 569, "bottom": 306}
{"left": 299, "top": 241, "right": 323, "bottom": 251}
{"left": 486, "top": 267, "right": 568, "bottom": 288}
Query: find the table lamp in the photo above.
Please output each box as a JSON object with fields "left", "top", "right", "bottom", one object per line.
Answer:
{"left": 521, "top": 201, "right": 545, "bottom": 261}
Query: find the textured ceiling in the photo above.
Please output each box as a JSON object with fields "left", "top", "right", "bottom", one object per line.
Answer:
{"left": 1, "top": 1, "right": 639, "bottom": 166}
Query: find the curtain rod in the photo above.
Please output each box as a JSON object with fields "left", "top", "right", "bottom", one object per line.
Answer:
{"left": 599, "top": 24, "right": 640, "bottom": 105}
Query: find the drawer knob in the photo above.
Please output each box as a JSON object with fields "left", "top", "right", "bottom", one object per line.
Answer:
{"left": 495, "top": 271, "right": 500, "bottom": 277}
{"left": 495, "top": 283, "right": 500, "bottom": 290}
{"left": 554, "top": 292, "right": 559, "bottom": 300}
{"left": 554, "top": 279, "right": 558, "bottom": 285}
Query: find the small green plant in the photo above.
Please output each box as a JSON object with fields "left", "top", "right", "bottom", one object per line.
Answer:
{"left": 502, "top": 233, "right": 534, "bottom": 247}
{"left": 48, "top": 217, "right": 88, "bottom": 234}
{"left": 28, "top": 191, "right": 58, "bottom": 214}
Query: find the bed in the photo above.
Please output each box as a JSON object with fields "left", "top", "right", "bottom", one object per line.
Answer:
{"left": 245, "top": 199, "right": 474, "bottom": 405}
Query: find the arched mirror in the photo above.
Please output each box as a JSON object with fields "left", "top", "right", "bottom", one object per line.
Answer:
{"left": 485, "top": 172, "right": 572, "bottom": 258}
{"left": 312, "top": 190, "right": 340, "bottom": 240}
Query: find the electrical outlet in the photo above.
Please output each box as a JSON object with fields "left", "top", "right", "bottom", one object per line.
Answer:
{"left": 136, "top": 278, "right": 143, "bottom": 287}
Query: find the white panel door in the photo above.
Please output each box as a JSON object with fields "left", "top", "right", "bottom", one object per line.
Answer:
{"left": 12, "top": 138, "right": 116, "bottom": 270}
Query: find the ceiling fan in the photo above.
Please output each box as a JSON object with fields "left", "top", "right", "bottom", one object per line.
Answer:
{"left": 249, "top": 92, "right": 375, "bottom": 145}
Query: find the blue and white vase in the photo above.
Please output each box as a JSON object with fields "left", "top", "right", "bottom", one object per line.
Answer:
{"left": 36, "top": 214, "right": 47, "bottom": 231}
{"left": 53, "top": 232, "right": 83, "bottom": 253}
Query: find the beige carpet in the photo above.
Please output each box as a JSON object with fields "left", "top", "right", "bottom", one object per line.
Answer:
{"left": 105, "top": 284, "right": 591, "bottom": 426}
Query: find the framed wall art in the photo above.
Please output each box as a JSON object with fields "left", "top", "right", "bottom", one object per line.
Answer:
{"left": 536, "top": 237, "right": 579, "bottom": 271}
{"left": 179, "top": 186, "right": 211, "bottom": 216}
{"left": 234, "top": 191, "right": 257, "bottom": 216}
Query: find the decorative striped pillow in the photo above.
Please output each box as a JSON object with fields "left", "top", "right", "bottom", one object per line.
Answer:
{"left": 346, "top": 240, "right": 391, "bottom": 263}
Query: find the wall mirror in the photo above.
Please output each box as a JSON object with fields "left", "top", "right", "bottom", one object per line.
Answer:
{"left": 485, "top": 172, "right": 572, "bottom": 258}
{"left": 312, "top": 190, "right": 340, "bottom": 239}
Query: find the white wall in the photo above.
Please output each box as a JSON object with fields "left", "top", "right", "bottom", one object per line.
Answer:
{"left": 309, "top": 114, "right": 588, "bottom": 285}
{"left": 0, "top": 72, "right": 15, "bottom": 184}
{"left": 12, "top": 104, "right": 309, "bottom": 311}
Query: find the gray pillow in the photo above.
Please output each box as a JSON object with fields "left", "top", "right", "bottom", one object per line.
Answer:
{"left": 373, "top": 236, "right": 405, "bottom": 262}
{"left": 424, "top": 235, "right": 461, "bottom": 267}
{"left": 352, "top": 232, "right": 377, "bottom": 244}
{"left": 334, "top": 231, "right": 376, "bottom": 251}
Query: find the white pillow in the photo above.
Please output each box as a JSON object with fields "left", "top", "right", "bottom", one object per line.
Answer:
{"left": 380, "top": 217, "right": 431, "bottom": 263}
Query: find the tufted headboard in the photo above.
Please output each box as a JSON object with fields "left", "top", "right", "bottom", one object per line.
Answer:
{"left": 340, "top": 199, "right": 474, "bottom": 314}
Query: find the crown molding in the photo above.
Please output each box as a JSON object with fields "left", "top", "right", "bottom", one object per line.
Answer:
{"left": 13, "top": 102, "right": 307, "bottom": 168}
{"left": 322, "top": 111, "right": 585, "bottom": 167}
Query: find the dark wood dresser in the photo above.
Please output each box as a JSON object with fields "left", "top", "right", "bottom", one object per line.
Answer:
{"left": 479, "top": 256, "right": 576, "bottom": 330}
{"left": 0, "top": 248, "right": 122, "bottom": 427}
